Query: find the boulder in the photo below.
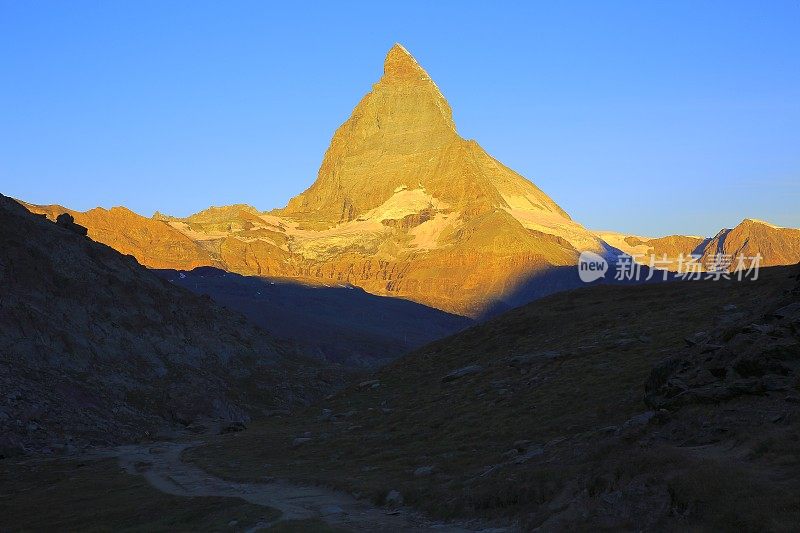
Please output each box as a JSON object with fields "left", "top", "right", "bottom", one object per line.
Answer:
{"left": 772, "top": 302, "right": 800, "bottom": 320}
{"left": 320, "top": 505, "right": 345, "bottom": 516}
{"left": 684, "top": 332, "right": 709, "bottom": 347}
{"left": 219, "top": 421, "right": 247, "bottom": 434}
{"left": 513, "top": 446, "right": 544, "bottom": 464}
{"left": 413, "top": 465, "right": 434, "bottom": 477}
{"left": 385, "top": 489, "right": 404, "bottom": 507}
{"left": 442, "top": 365, "right": 483, "bottom": 382}
{"left": 55, "top": 213, "right": 88, "bottom": 236}
{"left": 508, "top": 351, "right": 561, "bottom": 366}
{"left": 622, "top": 411, "right": 655, "bottom": 429}
{"left": 744, "top": 323, "right": 774, "bottom": 334}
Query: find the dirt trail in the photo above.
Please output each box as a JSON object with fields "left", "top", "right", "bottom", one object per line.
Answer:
{"left": 93, "top": 441, "right": 504, "bottom": 532}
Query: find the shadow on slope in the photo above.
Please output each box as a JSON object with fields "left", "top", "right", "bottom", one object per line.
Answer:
{"left": 0, "top": 194, "right": 337, "bottom": 457}
{"left": 479, "top": 260, "right": 677, "bottom": 319}
{"left": 186, "top": 265, "right": 799, "bottom": 529}
{"left": 153, "top": 267, "right": 473, "bottom": 369}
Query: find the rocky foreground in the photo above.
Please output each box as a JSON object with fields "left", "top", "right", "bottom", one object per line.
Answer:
{"left": 0, "top": 194, "right": 338, "bottom": 457}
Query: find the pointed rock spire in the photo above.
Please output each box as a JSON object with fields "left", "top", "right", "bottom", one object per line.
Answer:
{"left": 277, "top": 43, "right": 579, "bottom": 244}
{"left": 383, "top": 43, "right": 430, "bottom": 82}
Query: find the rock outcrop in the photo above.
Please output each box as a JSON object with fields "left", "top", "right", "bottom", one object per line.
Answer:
{"left": 645, "top": 266, "right": 800, "bottom": 409}
{"left": 55, "top": 212, "right": 88, "bottom": 236}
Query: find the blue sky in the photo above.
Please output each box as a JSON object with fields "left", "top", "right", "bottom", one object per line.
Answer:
{"left": 1, "top": 1, "right": 798, "bottom": 236}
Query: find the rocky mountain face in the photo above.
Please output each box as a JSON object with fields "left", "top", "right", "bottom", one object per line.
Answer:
{"left": 276, "top": 45, "right": 577, "bottom": 229}
{"left": 24, "top": 202, "right": 220, "bottom": 271}
{"left": 598, "top": 218, "right": 800, "bottom": 271}
{"left": 22, "top": 45, "right": 607, "bottom": 318}
{"left": 699, "top": 218, "right": 800, "bottom": 267}
{"left": 0, "top": 194, "right": 336, "bottom": 457}
{"left": 601, "top": 233, "right": 706, "bottom": 260}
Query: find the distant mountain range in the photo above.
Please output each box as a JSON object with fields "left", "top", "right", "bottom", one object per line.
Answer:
{"left": 597, "top": 218, "right": 800, "bottom": 271}
{"left": 16, "top": 44, "right": 800, "bottom": 320}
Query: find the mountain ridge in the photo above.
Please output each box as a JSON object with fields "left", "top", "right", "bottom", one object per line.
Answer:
{"left": 599, "top": 217, "right": 800, "bottom": 271}
{"left": 16, "top": 45, "right": 800, "bottom": 315}
{"left": 0, "top": 194, "right": 336, "bottom": 456}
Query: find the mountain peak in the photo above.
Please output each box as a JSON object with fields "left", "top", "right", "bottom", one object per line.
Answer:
{"left": 741, "top": 217, "right": 783, "bottom": 229}
{"left": 274, "top": 43, "right": 595, "bottom": 261}
{"left": 383, "top": 43, "right": 430, "bottom": 82}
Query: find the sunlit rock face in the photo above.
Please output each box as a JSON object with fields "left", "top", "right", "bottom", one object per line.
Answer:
{"left": 22, "top": 45, "right": 611, "bottom": 317}
{"left": 277, "top": 44, "right": 587, "bottom": 235}
{"left": 596, "top": 219, "right": 800, "bottom": 273}
{"left": 22, "top": 202, "right": 221, "bottom": 271}
{"left": 698, "top": 219, "right": 800, "bottom": 268}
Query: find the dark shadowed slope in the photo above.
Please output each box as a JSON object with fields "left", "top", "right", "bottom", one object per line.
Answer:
{"left": 154, "top": 267, "right": 472, "bottom": 368}
{"left": 0, "top": 194, "right": 337, "bottom": 457}
{"left": 187, "top": 265, "right": 799, "bottom": 530}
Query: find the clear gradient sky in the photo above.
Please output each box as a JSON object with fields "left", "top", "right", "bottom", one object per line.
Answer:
{"left": 2, "top": 1, "right": 798, "bottom": 236}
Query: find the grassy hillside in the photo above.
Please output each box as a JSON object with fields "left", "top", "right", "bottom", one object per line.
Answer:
{"left": 153, "top": 267, "right": 472, "bottom": 368}
{"left": 186, "top": 266, "right": 799, "bottom": 529}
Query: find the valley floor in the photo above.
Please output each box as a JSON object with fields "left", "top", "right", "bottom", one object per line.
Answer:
{"left": 3, "top": 267, "right": 799, "bottom": 531}
{"left": 0, "top": 428, "right": 505, "bottom": 532}
{"left": 183, "top": 269, "right": 800, "bottom": 530}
